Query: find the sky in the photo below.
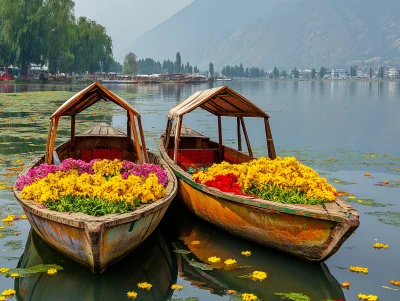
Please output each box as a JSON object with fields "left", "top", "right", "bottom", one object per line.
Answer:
{"left": 74, "top": 0, "right": 192, "bottom": 62}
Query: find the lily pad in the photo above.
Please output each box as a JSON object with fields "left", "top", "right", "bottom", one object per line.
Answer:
{"left": 275, "top": 293, "right": 311, "bottom": 301}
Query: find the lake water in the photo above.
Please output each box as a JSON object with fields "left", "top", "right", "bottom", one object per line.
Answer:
{"left": 0, "top": 80, "right": 399, "bottom": 301}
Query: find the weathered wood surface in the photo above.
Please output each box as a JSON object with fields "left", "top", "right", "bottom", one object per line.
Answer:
{"left": 14, "top": 125, "right": 178, "bottom": 273}
{"left": 81, "top": 122, "right": 125, "bottom": 137}
{"left": 159, "top": 129, "right": 359, "bottom": 262}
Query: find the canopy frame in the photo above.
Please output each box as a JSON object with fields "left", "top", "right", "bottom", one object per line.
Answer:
{"left": 45, "top": 82, "right": 148, "bottom": 164}
{"left": 165, "top": 86, "right": 276, "bottom": 164}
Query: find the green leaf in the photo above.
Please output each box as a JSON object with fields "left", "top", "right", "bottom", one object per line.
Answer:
{"left": 1, "top": 264, "right": 63, "bottom": 277}
{"left": 275, "top": 293, "right": 311, "bottom": 301}
{"left": 189, "top": 259, "right": 213, "bottom": 271}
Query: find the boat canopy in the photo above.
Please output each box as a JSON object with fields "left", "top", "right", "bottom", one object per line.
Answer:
{"left": 45, "top": 82, "right": 148, "bottom": 165}
{"left": 167, "top": 86, "right": 269, "bottom": 119}
{"left": 51, "top": 82, "right": 140, "bottom": 118}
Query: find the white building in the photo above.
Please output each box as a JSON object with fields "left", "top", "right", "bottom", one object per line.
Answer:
{"left": 388, "top": 69, "right": 398, "bottom": 79}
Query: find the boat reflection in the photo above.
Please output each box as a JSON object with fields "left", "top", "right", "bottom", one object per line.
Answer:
{"left": 166, "top": 204, "right": 346, "bottom": 300}
{"left": 15, "top": 230, "right": 177, "bottom": 301}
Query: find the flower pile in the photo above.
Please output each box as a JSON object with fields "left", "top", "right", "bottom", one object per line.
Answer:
{"left": 193, "top": 157, "right": 337, "bottom": 205}
{"left": 358, "top": 294, "right": 378, "bottom": 301}
{"left": 349, "top": 266, "right": 369, "bottom": 274}
{"left": 16, "top": 159, "right": 168, "bottom": 216}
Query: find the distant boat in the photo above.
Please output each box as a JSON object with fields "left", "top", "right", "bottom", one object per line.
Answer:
{"left": 216, "top": 77, "right": 232, "bottom": 81}
{"left": 100, "top": 79, "right": 138, "bottom": 84}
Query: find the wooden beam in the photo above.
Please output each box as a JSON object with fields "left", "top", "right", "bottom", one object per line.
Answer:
{"left": 218, "top": 116, "right": 223, "bottom": 160}
{"left": 70, "top": 115, "right": 76, "bottom": 151}
{"left": 127, "top": 111, "right": 132, "bottom": 151}
{"left": 44, "top": 119, "right": 53, "bottom": 163}
{"left": 137, "top": 116, "right": 149, "bottom": 163}
{"left": 173, "top": 117, "right": 183, "bottom": 164}
{"left": 237, "top": 117, "right": 242, "bottom": 151}
{"left": 164, "top": 119, "right": 172, "bottom": 148}
{"left": 240, "top": 117, "right": 253, "bottom": 157}
{"left": 264, "top": 118, "right": 277, "bottom": 159}
{"left": 129, "top": 112, "right": 143, "bottom": 164}
{"left": 47, "top": 117, "right": 59, "bottom": 164}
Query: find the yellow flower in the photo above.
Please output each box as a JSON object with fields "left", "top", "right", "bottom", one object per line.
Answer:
{"left": 2, "top": 215, "right": 14, "bottom": 223}
{"left": 358, "top": 293, "right": 378, "bottom": 301}
{"left": 0, "top": 296, "right": 5, "bottom": 301}
{"left": 0, "top": 268, "right": 10, "bottom": 273}
{"left": 390, "top": 280, "right": 400, "bottom": 287}
{"left": 127, "top": 291, "right": 137, "bottom": 299}
{"left": 241, "top": 293, "right": 258, "bottom": 301}
{"left": 373, "top": 243, "right": 388, "bottom": 249}
{"left": 341, "top": 281, "right": 351, "bottom": 290}
{"left": 21, "top": 214, "right": 27, "bottom": 219}
{"left": 10, "top": 273, "right": 19, "bottom": 278}
{"left": 137, "top": 282, "right": 152, "bottom": 291}
{"left": 208, "top": 256, "right": 221, "bottom": 263}
{"left": 227, "top": 290, "right": 237, "bottom": 295}
{"left": 348, "top": 196, "right": 357, "bottom": 199}
{"left": 349, "top": 266, "right": 369, "bottom": 274}
{"left": 190, "top": 240, "right": 200, "bottom": 245}
{"left": 1, "top": 289, "right": 16, "bottom": 297}
{"left": 224, "top": 258, "right": 237, "bottom": 266}
{"left": 251, "top": 271, "right": 267, "bottom": 281}
{"left": 241, "top": 251, "right": 251, "bottom": 257}
{"left": 0, "top": 226, "right": 4, "bottom": 229}
{"left": 171, "top": 284, "right": 183, "bottom": 291}
{"left": 358, "top": 200, "right": 363, "bottom": 204}
{"left": 47, "top": 268, "right": 57, "bottom": 275}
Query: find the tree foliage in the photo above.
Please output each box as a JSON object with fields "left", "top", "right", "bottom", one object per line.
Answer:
{"left": 175, "top": 52, "right": 182, "bottom": 73}
{"left": 123, "top": 52, "right": 139, "bottom": 75}
{"left": 221, "top": 64, "right": 265, "bottom": 78}
{"left": 319, "top": 66, "right": 327, "bottom": 78}
{"left": 273, "top": 66, "right": 279, "bottom": 79}
{"left": 311, "top": 68, "right": 316, "bottom": 79}
{"left": 209, "top": 62, "right": 214, "bottom": 77}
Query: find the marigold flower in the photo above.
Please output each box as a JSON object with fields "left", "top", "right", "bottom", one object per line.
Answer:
{"left": 364, "top": 173, "right": 370, "bottom": 177}
{"left": 127, "top": 291, "right": 137, "bottom": 299}
{"left": 373, "top": 242, "right": 388, "bottom": 249}
{"left": 47, "top": 268, "right": 57, "bottom": 275}
{"left": 2, "top": 215, "right": 14, "bottom": 223}
{"left": 0, "top": 268, "right": 10, "bottom": 273}
{"left": 349, "top": 266, "right": 368, "bottom": 274}
{"left": 21, "top": 214, "right": 27, "bottom": 219}
{"left": 0, "top": 296, "right": 5, "bottom": 301}
{"left": 224, "top": 258, "right": 237, "bottom": 266}
{"left": 1, "top": 289, "right": 16, "bottom": 297}
{"left": 251, "top": 271, "right": 267, "bottom": 281}
{"left": 241, "top": 251, "right": 251, "bottom": 257}
{"left": 341, "top": 281, "right": 350, "bottom": 290}
{"left": 0, "top": 226, "right": 4, "bottom": 229}
{"left": 208, "top": 256, "right": 221, "bottom": 263}
{"left": 358, "top": 293, "right": 378, "bottom": 301}
{"left": 227, "top": 290, "right": 237, "bottom": 295}
{"left": 241, "top": 293, "right": 258, "bottom": 301}
{"left": 171, "top": 284, "right": 183, "bottom": 291}
{"left": 137, "top": 282, "right": 152, "bottom": 290}
{"left": 10, "top": 273, "right": 19, "bottom": 278}
{"left": 390, "top": 280, "right": 400, "bottom": 287}
{"left": 190, "top": 240, "right": 200, "bottom": 245}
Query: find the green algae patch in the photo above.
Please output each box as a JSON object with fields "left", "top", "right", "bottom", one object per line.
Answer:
{"left": 0, "top": 264, "right": 63, "bottom": 277}
{"left": 367, "top": 211, "right": 400, "bottom": 227}
{"left": 275, "top": 292, "right": 311, "bottom": 301}
{"left": 189, "top": 259, "right": 213, "bottom": 271}
{"left": 3, "top": 240, "right": 23, "bottom": 251}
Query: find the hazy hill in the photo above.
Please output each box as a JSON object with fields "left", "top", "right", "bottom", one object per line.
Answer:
{"left": 131, "top": 0, "right": 400, "bottom": 69}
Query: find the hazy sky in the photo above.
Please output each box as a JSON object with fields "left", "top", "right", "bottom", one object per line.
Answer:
{"left": 74, "top": 0, "right": 192, "bottom": 62}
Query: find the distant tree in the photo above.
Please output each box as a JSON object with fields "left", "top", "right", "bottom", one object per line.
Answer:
{"left": 209, "top": 62, "right": 214, "bottom": 77}
{"left": 273, "top": 66, "right": 279, "bottom": 79}
{"left": 350, "top": 65, "right": 357, "bottom": 77}
{"left": 281, "top": 70, "right": 287, "bottom": 78}
{"left": 378, "top": 66, "right": 384, "bottom": 79}
{"left": 369, "top": 67, "right": 373, "bottom": 78}
{"left": 123, "top": 52, "right": 138, "bottom": 75}
{"left": 194, "top": 66, "right": 199, "bottom": 73}
{"left": 109, "top": 59, "right": 122, "bottom": 73}
{"left": 174, "top": 52, "right": 181, "bottom": 73}
{"left": 319, "top": 66, "right": 327, "bottom": 79}
{"left": 293, "top": 67, "right": 299, "bottom": 79}
{"left": 311, "top": 68, "right": 316, "bottom": 79}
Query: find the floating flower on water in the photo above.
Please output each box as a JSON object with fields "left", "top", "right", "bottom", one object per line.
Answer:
{"left": 341, "top": 282, "right": 351, "bottom": 290}
{"left": 383, "top": 180, "right": 389, "bottom": 185}
{"left": 127, "top": 291, "right": 137, "bottom": 299}
{"left": 10, "top": 273, "right": 19, "bottom": 278}
{"left": 0, "top": 268, "right": 10, "bottom": 273}
{"left": 348, "top": 196, "right": 357, "bottom": 199}
{"left": 358, "top": 200, "right": 363, "bottom": 204}
{"left": 334, "top": 180, "right": 340, "bottom": 183}
{"left": 224, "top": 258, "right": 237, "bottom": 266}
{"left": 0, "top": 226, "right": 4, "bottom": 229}
{"left": 190, "top": 240, "right": 200, "bottom": 245}
{"left": 349, "top": 266, "right": 368, "bottom": 274}
{"left": 1, "top": 289, "right": 16, "bottom": 297}
{"left": 20, "top": 214, "right": 27, "bottom": 219}
{"left": 241, "top": 250, "right": 251, "bottom": 257}
{"left": 390, "top": 280, "right": 400, "bottom": 287}
{"left": 208, "top": 256, "right": 221, "bottom": 263}
{"left": 2, "top": 215, "right": 14, "bottom": 223}
{"left": 47, "top": 268, "right": 57, "bottom": 275}
{"left": 171, "top": 284, "right": 183, "bottom": 291}
{"left": 373, "top": 243, "right": 388, "bottom": 249}
{"left": 251, "top": 271, "right": 267, "bottom": 282}
{"left": 358, "top": 293, "right": 378, "bottom": 301}
{"left": 0, "top": 296, "right": 5, "bottom": 301}
{"left": 227, "top": 290, "right": 237, "bottom": 295}
{"left": 13, "top": 217, "right": 20, "bottom": 221}
{"left": 241, "top": 293, "right": 258, "bottom": 301}
{"left": 137, "top": 282, "right": 152, "bottom": 290}
{"left": 364, "top": 173, "right": 370, "bottom": 177}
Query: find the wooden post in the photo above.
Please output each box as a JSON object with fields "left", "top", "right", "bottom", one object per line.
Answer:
{"left": 173, "top": 117, "right": 182, "bottom": 164}
{"left": 164, "top": 119, "right": 172, "bottom": 148}
{"left": 237, "top": 117, "right": 242, "bottom": 151}
{"left": 47, "top": 117, "right": 59, "bottom": 164}
{"left": 127, "top": 111, "right": 132, "bottom": 151}
{"left": 129, "top": 112, "right": 143, "bottom": 164}
{"left": 218, "top": 116, "right": 223, "bottom": 161}
{"left": 240, "top": 117, "right": 253, "bottom": 157}
{"left": 264, "top": 118, "right": 276, "bottom": 159}
{"left": 137, "top": 116, "right": 149, "bottom": 163}
{"left": 70, "top": 115, "right": 76, "bottom": 152}
{"left": 44, "top": 119, "right": 53, "bottom": 163}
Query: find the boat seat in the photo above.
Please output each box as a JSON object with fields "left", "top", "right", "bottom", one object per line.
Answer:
{"left": 81, "top": 149, "right": 123, "bottom": 163}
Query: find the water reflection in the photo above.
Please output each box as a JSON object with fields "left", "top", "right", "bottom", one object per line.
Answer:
{"left": 15, "top": 230, "right": 177, "bottom": 301}
{"left": 165, "top": 205, "right": 345, "bottom": 300}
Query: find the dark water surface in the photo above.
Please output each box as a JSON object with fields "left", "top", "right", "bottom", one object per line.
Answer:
{"left": 0, "top": 81, "right": 399, "bottom": 301}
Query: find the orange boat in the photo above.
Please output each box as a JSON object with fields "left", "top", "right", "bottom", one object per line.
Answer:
{"left": 159, "top": 86, "right": 359, "bottom": 262}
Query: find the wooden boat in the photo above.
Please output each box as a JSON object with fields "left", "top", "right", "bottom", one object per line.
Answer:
{"left": 15, "top": 230, "right": 177, "bottom": 301}
{"left": 159, "top": 86, "right": 359, "bottom": 262}
{"left": 13, "top": 82, "right": 177, "bottom": 272}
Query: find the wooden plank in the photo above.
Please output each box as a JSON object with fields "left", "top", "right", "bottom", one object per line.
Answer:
{"left": 47, "top": 117, "right": 59, "bottom": 164}
{"left": 107, "top": 126, "right": 115, "bottom": 136}
{"left": 264, "top": 118, "right": 276, "bottom": 159}
{"left": 71, "top": 115, "right": 75, "bottom": 151}
{"left": 127, "top": 111, "right": 132, "bottom": 151}
{"left": 130, "top": 113, "right": 143, "bottom": 164}
{"left": 100, "top": 126, "right": 108, "bottom": 135}
{"left": 137, "top": 117, "right": 149, "bottom": 163}
{"left": 164, "top": 119, "right": 172, "bottom": 148}
{"left": 44, "top": 119, "right": 53, "bottom": 163}
{"left": 240, "top": 117, "right": 253, "bottom": 157}
{"left": 173, "top": 117, "right": 183, "bottom": 164}
{"left": 218, "top": 116, "right": 223, "bottom": 161}
{"left": 237, "top": 117, "right": 242, "bottom": 151}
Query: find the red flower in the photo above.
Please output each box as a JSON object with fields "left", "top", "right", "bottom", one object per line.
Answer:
{"left": 204, "top": 173, "right": 246, "bottom": 195}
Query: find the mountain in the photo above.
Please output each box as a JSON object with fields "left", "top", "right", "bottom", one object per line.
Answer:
{"left": 130, "top": 0, "right": 400, "bottom": 69}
